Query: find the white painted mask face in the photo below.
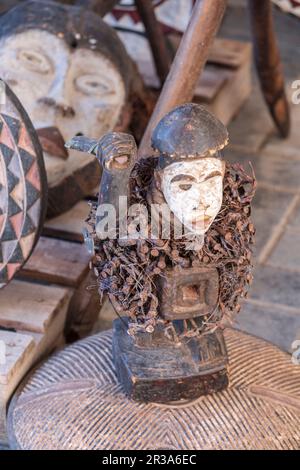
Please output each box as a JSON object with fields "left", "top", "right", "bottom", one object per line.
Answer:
{"left": 161, "top": 158, "right": 225, "bottom": 235}
{"left": 0, "top": 30, "right": 126, "bottom": 141}
{"left": 0, "top": 29, "right": 126, "bottom": 186}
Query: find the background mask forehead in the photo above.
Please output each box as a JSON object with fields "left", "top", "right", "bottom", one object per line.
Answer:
{"left": 0, "top": 0, "right": 132, "bottom": 95}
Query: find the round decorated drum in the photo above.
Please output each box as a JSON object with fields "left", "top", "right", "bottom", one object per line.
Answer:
{"left": 0, "top": 82, "right": 47, "bottom": 288}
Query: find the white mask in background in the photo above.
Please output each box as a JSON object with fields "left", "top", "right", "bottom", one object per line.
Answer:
{"left": 0, "top": 30, "right": 126, "bottom": 140}
{"left": 161, "top": 158, "right": 225, "bottom": 235}
{"left": 0, "top": 30, "right": 126, "bottom": 185}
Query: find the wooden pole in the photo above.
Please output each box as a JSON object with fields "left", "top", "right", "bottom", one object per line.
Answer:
{"left": 248, "top": 0, "right": 290, "bottom": 138}
{"left": 138, "top": 0, "right": 227, "bottom": 159}
{"left": 135, "top": 0, "right": 171, "bottom": 85}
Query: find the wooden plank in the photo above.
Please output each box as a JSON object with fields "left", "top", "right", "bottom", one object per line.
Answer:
{"left": 0, "top": 329, "right": 36, "bottom": 444}
{"left": 19, "top": 237, "right": 90, "bottom": 288}
{"left": 169, "top": 35, "right": 251, "bottom": 69}
{"left": 0, "top": 331, "right": 35, "bottom": 386}
{"left": 0, "top": 280, "right": 70, "bottom": 334}
{"left": 203, "top": 53, "right": 252, "bottom": 125}
{"left": 43, "top": 201, "right": 90, "bottom": 243}
{"left": 0, "top": 287, "right": 71, "bottom": 445}
{"left": 195, "top": 65, "right": 229, "bottom": 102}
{"left": 208, "top": 38, "right": 252, "bottom": 68}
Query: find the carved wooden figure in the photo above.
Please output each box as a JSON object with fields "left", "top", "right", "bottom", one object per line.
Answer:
{"left": 0, "top": 0, "right": 137, "bottom": 217}
{"left": 69, "top": 103, "right": 256, "bottom": 403}
{"left": 0, "top": 83, "right": 47, "bottom": 288}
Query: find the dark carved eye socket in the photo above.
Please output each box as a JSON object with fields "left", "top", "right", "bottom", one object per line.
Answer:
{"left": 179, "top": 183, "right": 192, "bottom": 191}
{"left": 18, "top": 50, "right": 51, "bottom": 74}
{"left": 170, "top": 174, "right": 196, "bottom": 184}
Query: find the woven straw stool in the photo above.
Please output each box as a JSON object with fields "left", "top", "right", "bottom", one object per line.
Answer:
{"left": 7, "top": 328, "right": 300, "bottom": 450}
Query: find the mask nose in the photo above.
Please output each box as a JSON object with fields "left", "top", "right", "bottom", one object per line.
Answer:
{"left": 197, "top": 201, "right": 210, "bottom": 210}
{"left": 38, "top": 80, "right": 75, "bottom": 117}
{"left": 191, "top": 187, "right": 209, "bottom": 211}
{"left": 38, "top": 96, "right": 75, "bottom": 118}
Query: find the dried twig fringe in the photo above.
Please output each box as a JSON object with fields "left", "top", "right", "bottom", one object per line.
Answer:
{"left": 87, "top": 158, "right": 256, "bottom": 336}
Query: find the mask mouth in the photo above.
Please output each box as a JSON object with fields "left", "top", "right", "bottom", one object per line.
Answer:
{"left": 184, "top": 213, "right": 213, "bottom": 231}
{"left": 185, "top": 209, "right": 211, "bottom": 220}
{"left": 36, "top": 126, "right": 69, "bottom": 160}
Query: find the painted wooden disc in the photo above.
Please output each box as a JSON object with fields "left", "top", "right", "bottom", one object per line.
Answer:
{"left": 7, "top": 329, "right": 300, "bottom": 450}
{"left": 0, "top": 83, "right": 47, "bottom": 288}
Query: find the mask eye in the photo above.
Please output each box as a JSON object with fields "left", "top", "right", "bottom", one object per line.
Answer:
{"left": 179, "top": 183, "right": 192, "bottom": 191}
{"left": 75, "top": 75, "right": 113, "bottom": 96}
{"left": 18, "top": 50, "right": 51, "bottom": 74}
{"left": 170, "top": 174, "right": 196, "bottom": 191}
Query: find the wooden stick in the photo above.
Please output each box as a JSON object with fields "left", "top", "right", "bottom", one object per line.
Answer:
{"left": 138, "top": 0, "right": 227, "bottom": 159}
{"left": 135, "top": 0, "right": 171, "bottom": 85}
{"left": 248, "top": 0, "right": 290, "bottom": 138}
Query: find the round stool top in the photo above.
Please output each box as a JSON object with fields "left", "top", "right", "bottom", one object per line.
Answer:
{"left": 8, "top": 329, "right": 300, "bottom": 450}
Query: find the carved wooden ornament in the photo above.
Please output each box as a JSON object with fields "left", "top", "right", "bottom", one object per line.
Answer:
{"left": 0, "top": 83, "right": 47, "bottom": 288}
{"left": 71, "top": 103, "right": 256, "bottom": 403}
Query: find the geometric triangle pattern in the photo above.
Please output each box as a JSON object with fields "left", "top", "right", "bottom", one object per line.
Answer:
{"left": 0, "top": 83, "right": 46, "bottom": 288}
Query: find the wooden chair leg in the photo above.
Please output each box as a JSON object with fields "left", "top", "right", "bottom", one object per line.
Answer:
{"left": 248, "top": 0, "right": 290, "bottom": 138}
{"left": 135, "top": 0, "right": 172, "bottom": 86}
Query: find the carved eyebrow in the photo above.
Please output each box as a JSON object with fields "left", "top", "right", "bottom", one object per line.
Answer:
{"left": 203, "top": 170, "right": 222, "bottom": 181}
{"left": 170, "top": 174, "right": 197, "bottom": 183}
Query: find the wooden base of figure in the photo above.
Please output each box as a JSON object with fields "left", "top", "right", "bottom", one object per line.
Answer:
{"left": 112, "top": 318, "right": 228, "bottom": 403}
